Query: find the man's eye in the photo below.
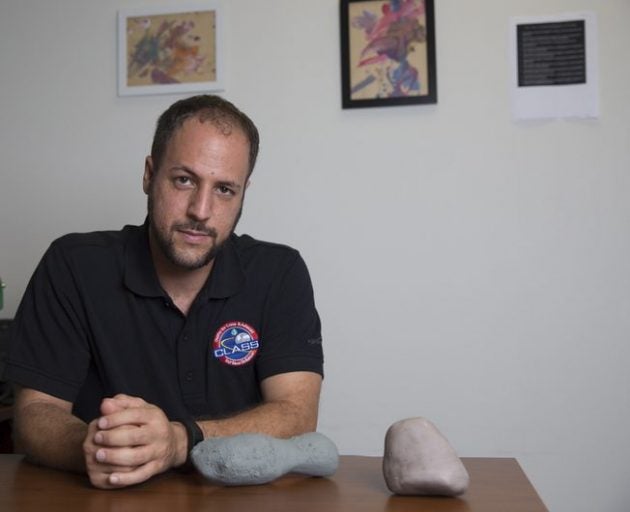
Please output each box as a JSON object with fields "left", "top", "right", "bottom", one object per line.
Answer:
{"left": 217, "top": 186, "right": 235, "bottom": 196}
{"left": 174, "top": 176, "right": 193, "bottom": 187}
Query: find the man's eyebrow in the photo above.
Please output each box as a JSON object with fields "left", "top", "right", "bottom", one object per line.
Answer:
{"left": 169, "top": 165, "right": 196, "bottom": 175}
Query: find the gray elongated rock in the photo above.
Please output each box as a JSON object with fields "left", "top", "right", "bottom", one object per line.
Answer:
{"left": 191, "top": 432, "right": 339, "bottom": 486}
{"left": 383, "top": 417, "right": 470, "bottom": 496}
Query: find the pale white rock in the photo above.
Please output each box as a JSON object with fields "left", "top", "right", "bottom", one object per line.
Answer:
{"left": 192, "top": 432, "right": 339, "bottom": 486}
{"left": 383, "top": 417, "right": 470, "bottom": 496}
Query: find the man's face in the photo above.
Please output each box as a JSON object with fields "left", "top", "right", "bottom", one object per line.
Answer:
{"left": 143, "top": 117, "right": 250, "bottom": 271}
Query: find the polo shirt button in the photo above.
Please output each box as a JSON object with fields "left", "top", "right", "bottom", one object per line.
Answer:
{"left": 183, "top": 335, "right": 189, "bottom": 342}
{"left": 186, "top": 372, "right": 193, "bottom": 382}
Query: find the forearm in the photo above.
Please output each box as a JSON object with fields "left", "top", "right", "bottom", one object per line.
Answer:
{"left": 198, "top": 371, "right": 322, "bottom": 440}
{"left": 13, "top": 401, "right": 87, "bottom": 472}
{"left": 199, "top": 396, "right": 319, "bottom": 439}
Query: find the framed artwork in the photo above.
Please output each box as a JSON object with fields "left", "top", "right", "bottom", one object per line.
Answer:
{"left": 340, "top": 0, "right": 437, "bottom": 108}
{"left": 117, "top": 3, "right": 223, "bottom": 96}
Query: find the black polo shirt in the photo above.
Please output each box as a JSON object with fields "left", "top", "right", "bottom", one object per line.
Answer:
{"left": 5, "top": 224, "right": 323, "bottom": 424}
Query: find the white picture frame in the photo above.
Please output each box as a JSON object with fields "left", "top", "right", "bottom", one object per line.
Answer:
{"left": 117, "top": 3, "right": 224, "bottom": 96}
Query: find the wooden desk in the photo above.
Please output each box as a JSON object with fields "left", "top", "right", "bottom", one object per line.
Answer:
{"left": 0, "top": 455, "right": 547, "bottom": 512}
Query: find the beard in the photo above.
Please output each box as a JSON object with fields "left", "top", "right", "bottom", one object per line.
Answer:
{"left": 147, "top": 192, "right": 243, "bottom": 271}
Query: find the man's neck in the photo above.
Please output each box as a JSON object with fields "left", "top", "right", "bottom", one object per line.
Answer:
{"left": 149, "top": 238, "right": 214, "bottom": 316}
{"left": 158, "top": 265, "right": 212, "bottom": 316}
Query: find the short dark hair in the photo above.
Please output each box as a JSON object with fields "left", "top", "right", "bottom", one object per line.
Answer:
{"left": 151, "top": 95, "right": 260, "bottom": 176}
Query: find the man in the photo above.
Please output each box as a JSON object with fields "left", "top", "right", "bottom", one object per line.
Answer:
{"left": 4, "top": 95, "right": 323, "bottom": 489}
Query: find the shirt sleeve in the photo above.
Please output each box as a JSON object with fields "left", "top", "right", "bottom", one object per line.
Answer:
{"left": 255, "top": 251, "right": 324, "bottom": 380}
{"left": 4, "top": 241, "right": 91, "bottom": 402}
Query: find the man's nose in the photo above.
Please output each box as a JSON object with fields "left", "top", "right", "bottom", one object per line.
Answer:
{"left": 187, "top": 187, "right": 213, "bottom": 221}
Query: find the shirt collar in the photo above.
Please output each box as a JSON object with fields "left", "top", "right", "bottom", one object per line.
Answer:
{"left": 123, "top": 223, "right": 164, "bottom": 298}
{"left": 123, "top": 223, "right": 245, "bottom": 300}
{"left": 203, "top": 234, "right": 246, "bottom": 299}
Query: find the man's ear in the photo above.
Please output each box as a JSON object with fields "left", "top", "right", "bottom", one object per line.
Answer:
{"left": 143, "top": 156, "right": 154, "bottom": 195}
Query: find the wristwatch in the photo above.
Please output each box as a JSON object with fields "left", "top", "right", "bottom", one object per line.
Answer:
{"left": 182, "top": 419, "right": 204, "bottom": 468}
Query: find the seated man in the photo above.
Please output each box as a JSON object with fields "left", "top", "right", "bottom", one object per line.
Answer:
{"left": 4, "top": 95, "right": 323, "bottom": 489}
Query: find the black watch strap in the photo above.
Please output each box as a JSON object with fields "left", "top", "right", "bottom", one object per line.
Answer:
{"left": 182, "top": 419, "right": 204, "bottom": 468}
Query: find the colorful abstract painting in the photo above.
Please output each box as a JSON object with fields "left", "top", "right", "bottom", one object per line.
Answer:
{"left": 341, "top": 0, "right": 436, "bottom": 108}
{"left": 118, "top": 4, "right": 223, "bottom": 96}
{"left": 126, "top": 11, "right": 215, "bottom": 86}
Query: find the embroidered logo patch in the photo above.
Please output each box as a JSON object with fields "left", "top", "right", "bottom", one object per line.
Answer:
{"left": 213, "top": 321, "right": 260, "bottom": 366}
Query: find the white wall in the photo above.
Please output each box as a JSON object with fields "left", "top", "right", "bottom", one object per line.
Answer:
{"left": 1, "top": 1, "right": 629, "bottom": 510}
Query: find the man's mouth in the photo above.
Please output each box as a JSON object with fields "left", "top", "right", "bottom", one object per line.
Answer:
{"left": 174, "top": 223, "right": 217, "bottom": 237}
{"left": 175, "top": 224, "right": 218, "bottom": 243}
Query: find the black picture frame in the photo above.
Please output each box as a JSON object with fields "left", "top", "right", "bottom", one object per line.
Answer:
{"left": 340, "top": 0, "right": 437, "bottom": 109}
